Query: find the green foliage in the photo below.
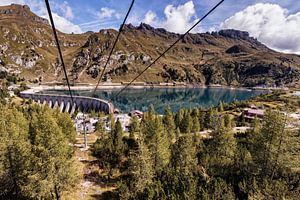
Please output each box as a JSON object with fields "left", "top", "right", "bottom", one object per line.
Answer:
{"left": 163, "top": 106, "right": 176, "bottom": 142}
{"left": 129, "top": 116, "right": 140, "bottom": 137}
{"left": 91, "top": 105, "right": 299, "bottom": 200}
{"left": 54, "top": 110, "right": 77, "bottom": 143}
{"left": 199, "top": 178, "right": 235, "bottom": 200}
{"left": 251, "top": 109, "right": 286, "bottom": 176}
{"left": 0, "top": 105, "right": 78, "bottom": 199}
{"left": 119, "top": 135, "right": 154, "bottom": 200}
{"left": 141, "top": 107, "right": 170, "bottom": 173}
{"left": 179, "top": 110, "right": 192, "bottom": 133}
{"left": 203, "top": 116, "right": 237, "bottom": 176}
{"left": 93, "top": 119, "right": 125, "bottom": 179}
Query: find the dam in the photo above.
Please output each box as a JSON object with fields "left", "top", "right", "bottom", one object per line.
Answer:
{"left": 20, "top": 89, "right": 114, "bottom": 114}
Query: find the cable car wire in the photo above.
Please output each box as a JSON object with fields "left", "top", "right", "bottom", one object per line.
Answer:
{"left": 92, "top": 0, "right": 135, "bottom": 97}
{"left": 114, "top": 0, "right": 225, "bottom": 98}
{"left": 45, "top": 0, "right": 74, "bottom": 104}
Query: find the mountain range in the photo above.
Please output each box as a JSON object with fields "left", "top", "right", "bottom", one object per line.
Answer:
{"left": 1, "top": 4, "right": 300, "bottom": 87}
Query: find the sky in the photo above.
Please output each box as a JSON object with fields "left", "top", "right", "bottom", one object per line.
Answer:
{"left": 0, "top": 0, "right": 300, "bottom": 54}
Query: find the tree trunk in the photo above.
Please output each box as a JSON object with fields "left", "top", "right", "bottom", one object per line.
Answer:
{"left": 54, "top": 185, "right": 61, "bottom": 200}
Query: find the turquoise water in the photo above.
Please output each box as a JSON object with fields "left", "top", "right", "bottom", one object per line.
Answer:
{"left": 41, "top": 87, "right": 264, "bottom": 114}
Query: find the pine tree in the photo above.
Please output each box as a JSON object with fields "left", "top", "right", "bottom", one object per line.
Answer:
{"left": 251, "top": 109, "right": 286, "bottom": 177}
{"left": 224, "top": 114, "right": 233, "bottom": 129}
{"left": 0, "top": 107, "right": 31, "bottom": 199}
{"left": 54, "top": 110, "right": 76, "bottom": 143}
{"left": 129, "top": 116, "right": 140, "bottom": 138}
{"left": 180, "top": 110, "right": 192, "bottom": 133}
{"left": 162, "top": 134, "right": 198, "bottom": 199}
{"left": 174, "top": 109, "right": 184, "bottom": 128}
{"left": 111, "top": 119, "right": 125, "bottom": 156}
{"left": 27, "top": 106, "right": 78, "bottom": 199}
{"left": 204, "top": 116, "right": 237, "bottom": 176}
{"left": 218, "top": 101, "right": 224, "bottom": 112}
{"left": 192, "top": 115, "right": 200, "bottom": 133}
{"left": 141, "top": 107, "right": 170, "bottom": 173}
{"left": 119, "top": 134, "right": 154, "bottom": 200}
{"left": 93, "top": 119, "right": 125, "bottom": 179}
{"left": 204, "top": 108, "right": 217, "bottom": 129}
{"left": 163, "top": 106, "right": 176, "bottom": 142}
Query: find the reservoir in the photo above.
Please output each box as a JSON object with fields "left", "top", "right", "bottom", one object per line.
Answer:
{"left": 40, "top": 87, "right": 265, "bottom": 114}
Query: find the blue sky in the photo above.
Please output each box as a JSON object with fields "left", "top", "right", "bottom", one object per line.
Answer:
{"left": 47, "top": 0, "right": 300, "bottom": 32}
{"left": 1, "top": 0, "right": 300, "bottom": 54}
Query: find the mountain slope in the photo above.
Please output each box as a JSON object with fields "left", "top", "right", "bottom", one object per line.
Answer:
{"left": 1, "top": 4, "right": 300, "bottom": 87}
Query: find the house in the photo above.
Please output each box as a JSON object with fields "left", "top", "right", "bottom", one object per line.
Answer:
{"left": 129, "top": 110, "right": 143, "bottom": 118}
{"left": 292, "top": 91, "right": 300, "bottom": 97}
{"left": 243, "top": 108, "right": 265, "bottom": 120}
{"left": 74, "top": 112, "right": 99, "bottom": 134}
{"left": 115, "top": 114, "right": 132, "bottom": 131}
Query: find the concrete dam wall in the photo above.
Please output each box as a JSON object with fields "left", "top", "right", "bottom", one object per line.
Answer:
{"left": 20, "top": 92, "right": 114, "bottom": 114}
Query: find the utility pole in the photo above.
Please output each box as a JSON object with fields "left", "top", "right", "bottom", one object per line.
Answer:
{"left": 83, "top": 116, "right": 87, "bottom": 149}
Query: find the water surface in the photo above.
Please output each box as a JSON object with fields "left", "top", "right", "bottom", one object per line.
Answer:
{"left": 41, "top": 87, "right": 264, "bottom": 114}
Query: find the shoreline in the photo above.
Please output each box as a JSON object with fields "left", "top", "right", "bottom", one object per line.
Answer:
{"left": 25, "top": 82, "right": 290, "bottom": 93}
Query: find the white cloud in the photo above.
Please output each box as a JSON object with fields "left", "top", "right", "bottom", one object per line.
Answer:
{"left": 0, "top": 0, "right": 24, "bottom": 6}
{"left": 42, "top": 13, "right": 82, "bottom": 33}
{"left": 0, "top": 0, "right": 81, "bottom": 33}
{"left": 221, "top": 3, "right": 300, "bottom": 54}
{"left": 98, "top": 7, "right": 116, "bottom": 19}
{"left": 142, "top": 1, "right": 201, "bottom": 34}
{"left": 163, "top": 1, "right": 197, "bottom": 33}
{"left": 59, "top": 1, "right": 74, "bottom": 20}
{"left": 144, "top": 11, "right": 156, "bottom": 24}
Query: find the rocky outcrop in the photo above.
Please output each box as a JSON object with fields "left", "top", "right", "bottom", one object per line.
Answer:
{"left": 0, "top": 4, "right": 48, "bottom": 25}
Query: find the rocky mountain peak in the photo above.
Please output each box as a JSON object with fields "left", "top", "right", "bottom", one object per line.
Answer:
{"left": 0, "top": 4, "right": 48, "bottom": 25}
{"left": 218, "top": 29, "right": 250, "bottom": 39}
{"left": 83, "top": 33, "right": 101, "bottom": 48}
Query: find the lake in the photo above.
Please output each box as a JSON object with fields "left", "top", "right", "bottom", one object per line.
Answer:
{"left": 40, "top": 87, "right": 265, "bottom": 114}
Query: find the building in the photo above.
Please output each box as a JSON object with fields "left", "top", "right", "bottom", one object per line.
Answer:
{"left": 74, "top": 112, "right": 99, "bottom": 134}
{"left": 129, "top": 110, "right": 143, "bottom": 118}
{"left": 115, "top": 114, "right": 132, "bottom": 132}
{"left": 242, "top": 108, "right": 265, "bottom": 120}
{"left": 292, "top": 91, "right": 300, "bottom": 97}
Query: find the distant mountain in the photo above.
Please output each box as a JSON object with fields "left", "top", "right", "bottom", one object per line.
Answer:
{"left": 1, "top": 4, "right": 300, "bottom": 87}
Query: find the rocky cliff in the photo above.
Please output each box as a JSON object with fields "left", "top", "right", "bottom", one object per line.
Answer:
{"left": 1, "top": 4, "right": 300, "bottom": 87}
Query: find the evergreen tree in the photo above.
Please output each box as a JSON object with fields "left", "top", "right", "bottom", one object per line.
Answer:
{"left": 180, "top": 110, "right": 192, "bottom": 133}
{"left": 162, "top": 106, "right": 176, "bottom": 142}
{"left": 27, "top": 106, "right": 78, "bottom": 199}
{"left": 174, "top": 109, "right": 184, "bottom": 129}
{"left": 252, "top": 110, "right": 286, "bottom": 177}
{"left": 111, "top": 119, "right": 125, "bottom": 156}
{"left": 0, "top": 107, "right": 31, "bottom": 199}
{"left": 93, "top": 119, "right": 125, "bottom": 179}
{"left": 129, "top": 116, "right": 140, "bottom": 138}
{"left": 160, "top": 134, "right": 198, "bottom": 199}
{"left": 218, "top": 101, "right": 224, "bottom": 112}
{"left": 199, "top": 177, "right": 236, "bottom": 200}
{"left": 224, "top": 114, "right": 233, "bottom": 129}
{"left": 54, "top": 110, "right": 76, "bottom": 143}
{"left": 119, "top": 134, "right": 154, "bottom": 200}
{"left": 141, "top": 107, "right": 170, "bottom": 173}
{"left": 204, "top": 116, "right": 237, "bottom": 177}
{"left": 191, "top": 115, "right": 200, "bottom": 133}
{"left": 204, "top": 108, "right": 217, "bottom": 129}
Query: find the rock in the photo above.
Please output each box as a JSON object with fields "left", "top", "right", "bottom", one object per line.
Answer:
{"left": 226, "top": 45, "right": 247, "bottom": 54}
{"left": 83, "top": 34, "right": 100, "bottom": 48}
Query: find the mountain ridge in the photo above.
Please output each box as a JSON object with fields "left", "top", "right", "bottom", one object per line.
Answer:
{"left": 0, "top": 4, "right": 300, "bottom": 87}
